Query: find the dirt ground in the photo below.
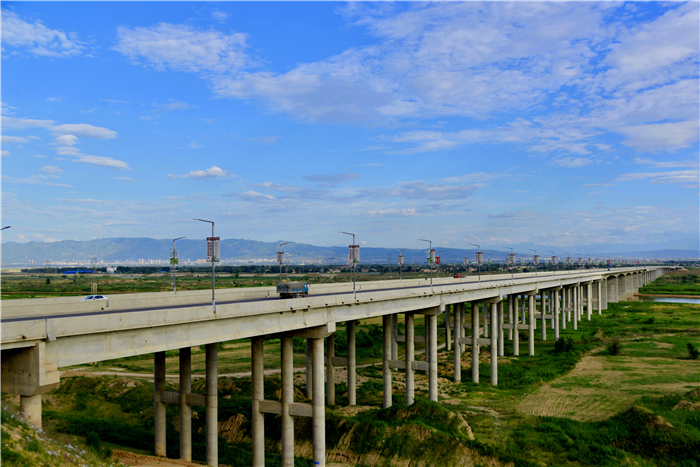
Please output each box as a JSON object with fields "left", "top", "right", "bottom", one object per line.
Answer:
{"left": 517, "top": 350, "right": 700, "bottom": 422}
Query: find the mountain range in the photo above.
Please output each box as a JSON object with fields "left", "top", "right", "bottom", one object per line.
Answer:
{"left": 1, "top": 238, "right": 697, "bottom": 267}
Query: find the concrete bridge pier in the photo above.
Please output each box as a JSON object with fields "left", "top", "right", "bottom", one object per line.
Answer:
{"left": 573, "top": 286, "right": 579, "bottom": 330}
{"left": 179, "top": 347, "right": 192, "bottom": 462}
{"left": 154, "top": 352, "right": 166, "bottom": 457}
{"left": 507, "top": 296, "right": 514, "bottom": 341}
{"left": 472, "top": 303, "right": 480, "bottom": 383}
{"left": 527, "top": 294, "right": 536, "bottom": 356}
{"left": 540, "top": 291, "right": 547, "bottom": 342}
{"left": 383, "top": 314, "right": 392, "bottom": 409}
{"left": 498, "top": 300, "right": 505, "bottom": 357}
{"left": 488, "top": 299, "right": 500, "bottom": 385}
{"left": 586, "top": 282, "right": 593, "bottom": 320}
{"left": 510, "top": 295, "right": 520, "bottom": 356}
{"left": 252, "top": 325, "right": 332, "bottom": 467}
{"left": 553, "top": 288, "right": 560, "bottom": 340}
{"left": 326, "top": 333, "right": 336, "bottom": 405}
{"left": 205, "top": 343, "right": 218, "bottom": 467}
{"left": 453, "top": 304, "right": 463, "bottom": 383}
{"left": 347, "top": 320, "right": 356, "bottom": 406}
{"left": 445, "top": 305, "right": 452, "bottom": 352}
{"left": 405, "top": 312, "right": 415, "bottom": 404}
{"left": 1, "top": 341, "right": 60, "bottom": 431}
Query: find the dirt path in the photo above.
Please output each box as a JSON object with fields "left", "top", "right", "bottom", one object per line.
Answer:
{"left": 517, "top": 350, "right": 700, "bottom": 422}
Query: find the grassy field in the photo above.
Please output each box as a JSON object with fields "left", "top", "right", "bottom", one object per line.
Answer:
{"left": 3, "top": 270, "right": 699, "bottom": 467}
{"left": 639, "top": 267, "right": 700, "bottom": 296}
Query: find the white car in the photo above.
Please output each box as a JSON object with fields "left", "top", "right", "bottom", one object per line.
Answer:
{"left": 82, "top": 295, "right": 108, "bottom": 301}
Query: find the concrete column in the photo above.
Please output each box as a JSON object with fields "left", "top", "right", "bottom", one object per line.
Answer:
{"left": 507, "top": 296, "right": 514, "bottom": 341}
{"left": 305, "top": 340, "right": 313, "bottom": 399}
{"left": 561, "top": 288, "right": 567, "bottom": 330}
{"left": 424, "top": 315, "right": 430, "bottom": 374}
{"left": 602, "top": 279, "right": 607, "bottom": 310}
{"left": 383, "top": 314, "right": 392, "bottom": 408}
{"left": 607, "top": 277, "right": 616, "bottom": 304}
{"left": 429, "top": 314, "right": 438, "bottom": 402}
{"left": 206, "top": 343, "right": 218, "bottom": 467}
{"left": 460, "top": 303, "right": 466, "bottom": 353}
{"left": 541, "top": 292, "right": 547, "bottom": 341}
{"left": 405, "top": 313, "right": 415, "bottom": 405}
{"left": 573, "top": 285, "right": 581, "bottom": 331}
{"left": 347, "top": 320, "right": 356, "bottom": 406}
{"left": 490, "top": 302, "right": 498, "bottom": 386}
{"left": 312, "top": 338, "right": 325, "bottom": 467}
{"left": 471, "top": 303, "right": 480, "bottom": 382}
{"left": 521, "top": 295, "right": 527, "bottom": 324}
{"left": 453, "top": 304, "right": 461, "bottom": 383}
{"left": 391, "top": 314, "right": 398, "bottom": 360}
{"left": 587, "top": 282, "right": 593, "bottom": 320}
{"left": 281, "top": 337, "right": 294, "bottom": 467}
{"left": 553, "top": 289, "right": 560, "bottom": 340}
{"left": 180, "top": 347, "right": 192, "bottom": 462}
{"left": 445, "top": 305, "right": 452, "bottom": 352}
{"left": 326, "top": 333, "right": 335, "bottom": 406}
{"left": 252, "top": 337, "right": 264, "bottom": 467}
{"left": 19, "top": 394, "right": 42, "bottom": 430}
{"left": 498, "top": 300, "right": 505, "bottom": 357}
{"left": 528, "top": 294, "right": 535, "bottom": 356}
{"left": 512, "top": 297, "right": 520, "bottom": 356}
{"left": 154, "top": 351, "right": 166, "bottom": 457}
{"left": 482, "top": 303, "right": 489, "bottom": 338}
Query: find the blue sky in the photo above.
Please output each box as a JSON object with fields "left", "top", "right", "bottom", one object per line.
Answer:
{"left": 2, "top": 1, "right": 698, "bottom": 252}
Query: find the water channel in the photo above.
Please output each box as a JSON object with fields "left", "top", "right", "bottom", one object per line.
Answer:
{"left": 636, "top": 296, "right": 700, "bottom": 304}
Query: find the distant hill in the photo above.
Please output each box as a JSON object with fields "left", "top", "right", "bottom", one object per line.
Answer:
{"left": 1, "top": 237, "right": 696, "bottom": 267}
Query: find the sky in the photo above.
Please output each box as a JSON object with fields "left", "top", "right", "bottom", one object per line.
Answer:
{"left": 2, "top": 1, "right": 699, "bottom": 253}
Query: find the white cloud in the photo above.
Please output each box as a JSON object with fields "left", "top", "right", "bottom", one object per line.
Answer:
{"left": 212, "top": 11, "right": 229, "bottom": 22}
{"left": 1, "top": 10, "right": 83, "bottom": 57}
{"left": 167, "top": 165, "right": 230, "bottom": 179}
{"left": 51, "top": 124, "right": 117, "bottom": 140}
{"left": 304, "top": 173, "right": 361, "bottom": 184}
{"left": 634, "top": 157, "right": 699, "bottom": 169}
{"left": 70, "top": 155, "right": 131, "bottom": 170}
{"left": 2, "top": 175, "right": 72, "bottom": 187}
{"left": 551, "top": 157, "right": 593, "bottom": 168}
{"left": 114, "top": 177, "right": 135, "bottom": 181}
{"left": 618, "top": 120, "right": 699, "bottom": 153}
{"left": 614, "top": 169, "right": 698, "bottom": 188}
{"left": 39, "top": 166, "right": 63, "bottom": 174}
{"left": 1, "top": 150, "right": 10, "bottom": 157}
{"left": 114, "top": 23, "right": 250, "bottom": 73}
{"left": 366, "top": 208, "right": 417, "bottom": 217}
{"left": 1, "top": 116, "right": 54, "bottom": 129}
{"left": 1, "top": 135, "right": 29, "bottom": 143}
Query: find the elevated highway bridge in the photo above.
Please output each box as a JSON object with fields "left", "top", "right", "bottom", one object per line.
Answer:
{"left": 1, "top": 266, "right": 672, "bottom": 466}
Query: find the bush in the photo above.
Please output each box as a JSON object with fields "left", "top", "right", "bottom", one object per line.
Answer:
{"left": 607, "top": 338, "right": 622, "bottom": 356}
{"left": 687, "top": 343, "right": 699, "bottom": 360}
{"left": 554, "top": 337, "right": 575, "bottom": 353}
{"left": 85, "top": 431, "right": 101, "bottom": 450}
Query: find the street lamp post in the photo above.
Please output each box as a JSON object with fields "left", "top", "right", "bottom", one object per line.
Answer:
{"left": 172, "top": 236, "right": 186, "bottom": 294}
{"left": 487, "top": 255, "right": 492, "bottom": 276}
{"left": 504, "top": 247, "right": 514, "bottom": 280}
{"left": 398, "top": 249, "right": 406, "bottom": 280}
{"left": 278, "top": 242, "right": 290, "bottom": 282}
{"left": 548, "top": 251, "right": 556, "bottom": 273}
{"left": 418, "top": 239, "right": 433, "bottom": 292}
{"left": 194, "top": 218, "right": 217, "bottom": 314}
{"left": 530, "top": 248, "right": 538, "bottom": 278}
{"left": 470, "top": 244, "right": 481, "bottom": 284}
{"left": 339, "top": 231, "right": 358, "bottom": 300}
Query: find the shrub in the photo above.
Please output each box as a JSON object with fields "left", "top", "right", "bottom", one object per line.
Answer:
{"left": 554, "top": 337, "right": 575, "bottom": 353}
{"left": 85, "top": 431, "right": 101, "bottom": 450}
{"left": 607, "top": 338, "right": 622, "bottom": 356}
{"left": 687, "top": 343, "right": 699, "bottom": 360}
